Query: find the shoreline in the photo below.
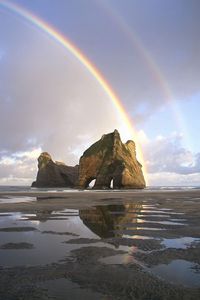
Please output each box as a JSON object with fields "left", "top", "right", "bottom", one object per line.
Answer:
{"left": 1, "top": 188, "right": 200, "bottom": 196}
{"left": 0, "top": 189, "right": 200, "bottom": 213}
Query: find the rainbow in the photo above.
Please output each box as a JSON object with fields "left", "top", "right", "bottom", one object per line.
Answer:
{"left": 0, "top": 0, "right": 148, "bottom": 181}
{"left": 97, "top": 0, "right": 190, "bottom": 148}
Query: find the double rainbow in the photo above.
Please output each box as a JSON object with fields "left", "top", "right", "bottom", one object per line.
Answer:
{"left": 0, "top": 0, "right": 147, "bottom": 180}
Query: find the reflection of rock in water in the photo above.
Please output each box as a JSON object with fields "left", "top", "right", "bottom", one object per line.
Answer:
{"left": 79, "top": 204, "right": 142, "bottom": 238}
{"left": 35, "top": 210, "right": 53, "bottom": 222}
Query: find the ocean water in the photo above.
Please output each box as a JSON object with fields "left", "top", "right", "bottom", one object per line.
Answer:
{"left": 0, "top": 185, "right": 199, "bottom": 193}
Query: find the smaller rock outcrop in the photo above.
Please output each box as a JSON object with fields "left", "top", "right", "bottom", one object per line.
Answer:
{"left": 78, "top": 129, "right": 146, "bottom": 189}
{"left": 32, "top": 152, "right": 78, "bottom": 188}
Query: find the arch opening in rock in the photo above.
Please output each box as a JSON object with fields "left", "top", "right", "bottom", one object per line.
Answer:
{"left": 110, "top": 179, "right": 113, "bottom": 189}
{"left": 86, "top": 178, "right": 96, "bottom": 189}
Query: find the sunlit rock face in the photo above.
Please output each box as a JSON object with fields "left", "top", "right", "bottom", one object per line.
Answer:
{"left": 32, "top": 152, "right": 79, "bottom": 188}
{"left": 78, "top": 130, "right": 146, "bottom": 189}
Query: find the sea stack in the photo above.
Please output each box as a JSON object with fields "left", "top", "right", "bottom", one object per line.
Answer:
{"left": 78, "top": 129, "right": 146, "bottom": 189}
{"left": 32, "top": 152, "right": 79, "bottom": 188}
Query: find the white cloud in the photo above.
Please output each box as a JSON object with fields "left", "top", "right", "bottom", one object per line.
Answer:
{"left": 0, "top": 7, "right": 199, "bottom": 186}
{"left": 13, "top": 148, "right": 42, "bottom": 159}
{"left": 138, "top": 131, "right": 200, "bottom": 185}
{"left": 0, "top": 13, "right": 126, "bottom": 167}
{"left": 148, "top": 172, "right": 200, "bottom": 187}
{"left": 0, "top": 148, "right": 42, "bottom": 185}
{"left": 0, "top": 13, "right": 135, "bottom": 185}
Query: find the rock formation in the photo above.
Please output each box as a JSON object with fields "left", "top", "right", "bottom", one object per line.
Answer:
{"left": 32, "top": 130, "right": 146, "bottom": 189}
{"left": 78, "top": 129, "right": 146, "bottom": 189}
{"left": 32, "top": 152, "right": 78, "bottom": 188}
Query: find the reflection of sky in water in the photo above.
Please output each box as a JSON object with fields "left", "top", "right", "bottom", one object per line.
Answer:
{"left": 125, "top": 227, "right": 164, "bottom": 231}
{"left": 139, "top": 214, "right": 170, "bottom": 218}
{"left": 0, "top": 209, "right": 133, "bottom": 267}
{"left": 122, "top": 235, "right": 152, "bottom": 240}
{"left": 150, "top": 260, "right": 200, "bottom": 287}
{"left": 162, "top": 237, "right": 200, "bottom": 249}
{"left": 0, "top": 212, "right": 21, "bottom": 219}
{"left": 141, "top": 210, "right": 184, "bottom": 215}
{"left": 0, "top": 210, "right": 100, "bottom": 267}
{"left": 0, "top": 198, "right": 200, "bottom": 288}
{"left": 136, "top": 219, "right": 185, "bottom": 226}
{"left": 37, "top": 214, "right": 98, "bottom": 239}
{"left": 0, "top": 196, "right": 36, "bottom": 204}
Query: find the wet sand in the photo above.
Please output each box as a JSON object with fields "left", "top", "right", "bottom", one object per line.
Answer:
{"left": 0, "top": 189, "right": 200, "bottom": 299}
{"left": 0, "top": 189, "right": 200, "bottom": 211}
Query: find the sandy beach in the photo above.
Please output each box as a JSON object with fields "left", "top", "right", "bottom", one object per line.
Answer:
{"left": 0, "top": 189, "right": 200, "bottom": 299}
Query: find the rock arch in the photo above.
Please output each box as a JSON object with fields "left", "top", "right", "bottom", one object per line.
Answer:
{"left": 78, "top": 130, "right": 145, "bottom": 189}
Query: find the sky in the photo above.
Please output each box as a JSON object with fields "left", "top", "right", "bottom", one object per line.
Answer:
{"left": 0, "top": 0, "right": 200, "bottom": 186}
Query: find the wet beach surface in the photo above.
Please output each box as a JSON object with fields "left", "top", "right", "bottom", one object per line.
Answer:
{"left": 0, "top": 189, "right": 200, "bottom": 299}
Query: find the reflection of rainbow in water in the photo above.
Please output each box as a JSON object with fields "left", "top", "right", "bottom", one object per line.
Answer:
{"left": 0, "top": 0, "right": 148, "bottom": 182}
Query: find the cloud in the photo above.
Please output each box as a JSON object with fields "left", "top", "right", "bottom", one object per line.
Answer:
{"left": 148, "top": 172, "right": 200, "bottom": 187}
{"left": 93, "top": 0, "right": 200, "bottom": 125}
{"left": 0, "top": 12, "right": 134, "bottom": 185}
{"left": 138, "top": 131, "right": 200, "bottom": 184}
{"left": 1, "top": 131, "right": 199, "bottom": 186}
{"left": 0, "top": 4, "right": 199, "bottom": 186}
{"left": 0, "top": 11, "right": 123, "bottom": 167}
{"left": 0, "top": 148, "right": 42, "bottom": 185}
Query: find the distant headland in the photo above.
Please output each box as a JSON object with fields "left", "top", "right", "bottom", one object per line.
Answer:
{"left": 32, "top": 129, "right": 146, "bottom": 189}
